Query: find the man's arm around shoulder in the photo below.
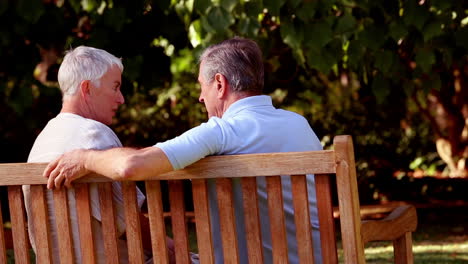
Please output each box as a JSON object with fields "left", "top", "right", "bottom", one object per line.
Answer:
{"left": 44, "top": 147, "right": 174, "bottom": 189}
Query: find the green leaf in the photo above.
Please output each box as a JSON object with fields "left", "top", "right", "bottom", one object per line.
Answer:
{"left": 194, "top": 0, "right": 211, "bottom": 14}
{"left": 296, "top": 1, "right": 316, "bottom": 22}
{"left": 206, "top": 6, "right": 234, "bottom": 32}
{"left": 335, "top": 13, "right": 356, "bottom": 35}
{"left": 16, "top": 0, "right": 44, "bottom": 23}
{"left": 189, "top": 19, "right": 204, "bottom": 47}
{"left": 430, "top": 0, "right": 451, "bottom": 11}
{"left": 374, "top": 50, "right": 394, "bottom": 74}
{"left": 244, "top": 1, "right": 262, "bottom": 17}
{"left": 238, "top": 17, "right": 260, "bottom": 37}
{"left": 389, "top": 21, "right": 408, "bottom": 41}
{"left": 371, "top": 74, "right": 390, "bottom": 105}
{"left": 347, "top": 40, "right": 365, "bottom": 70}
{"left": 201, "top": 16, "right": 216, "bottom": 33}
{"left": 220, "top": 0, "right": 238, "bottom": 12}
{"left": 304, "top": 22, "right": 333, "bottom": 49}
{"left": 69, "top": 0, "right": 81, "bottom": 13}
{"left": 415, "top": 49, "right": 435, "bottom": 73}
{"left": 306, "top": 48, "right": 336, "bottom": 74}
{"left": 103, "top": 7, "right": 127, "bottom": 32}
{"left": 264, "top": 0, "right": 286, "bottom": 16}
{"left": 288, "top": 0, "right": 302, "bottom": 9}
{"left": 423, "top": 21, "right": 443, "bottom": 42}
{"left": 292, "top": 48, "right": 306, "bottom": 66}
{"left": 402, "top": 1, "right": 430, "bottom": 31}
{"left": 359, "top": 25, "right": 386, "bottom": 51}
{"left": 81, "top": 0, "right": 99, "bottom": 12}
{"left": 123, "top": 55, "right": 144, "bottom": 81}
{"left": 280, "top": 19, "right": 303, "bottom": 50}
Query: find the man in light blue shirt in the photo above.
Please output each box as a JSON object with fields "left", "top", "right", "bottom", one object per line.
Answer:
{"left": 44, "top": 37, "right": 323, "bottom": 263}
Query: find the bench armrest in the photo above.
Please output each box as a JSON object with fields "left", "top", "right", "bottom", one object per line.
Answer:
{"left": 361, "top": 205, "right": 417, "bottom": 244}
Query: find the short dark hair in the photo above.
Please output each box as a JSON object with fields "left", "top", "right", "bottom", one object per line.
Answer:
{"left": 199, "top": 37, "right": 264, "bottom": 94}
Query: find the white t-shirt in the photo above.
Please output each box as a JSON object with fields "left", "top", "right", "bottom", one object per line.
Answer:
{"left": 156, "top": 95, "right": 323, "bottom": 264}
{"left": 23, "top": 113, "right": 146, "bottom": 263}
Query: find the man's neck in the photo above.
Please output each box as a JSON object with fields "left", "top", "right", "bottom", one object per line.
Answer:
{"left": 60, "top": 98, "right": 89, "bottom": 118}
{"left": 221, "top": 92, "right": 259, "bottom": 117}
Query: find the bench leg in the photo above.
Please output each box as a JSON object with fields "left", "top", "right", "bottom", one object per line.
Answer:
{"left": 393, "top": 232, "right": 414, "bottom": 264}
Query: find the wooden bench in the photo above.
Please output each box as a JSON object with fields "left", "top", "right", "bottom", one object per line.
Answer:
{"left": 0, "top": 135, "right": 417, "bottom": 263}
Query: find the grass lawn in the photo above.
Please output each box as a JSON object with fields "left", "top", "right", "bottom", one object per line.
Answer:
{"left": 338, "top": 206, "right": 468, "bottom": 263}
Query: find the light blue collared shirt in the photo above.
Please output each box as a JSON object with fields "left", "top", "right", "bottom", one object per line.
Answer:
{"left": 156, "top": 95, "right": 323, "bottom": 263}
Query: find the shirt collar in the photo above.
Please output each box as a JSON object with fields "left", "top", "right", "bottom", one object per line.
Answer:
{"left": 222, "top": 95, "right": 273, "bottom": 119}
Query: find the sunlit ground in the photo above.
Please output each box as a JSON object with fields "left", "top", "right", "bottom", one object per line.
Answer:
{"left": 336, "top": 205, "right": 468, "bottom": 264}
{"left": 358, "top": 240, "right": 468, "bottom": 263}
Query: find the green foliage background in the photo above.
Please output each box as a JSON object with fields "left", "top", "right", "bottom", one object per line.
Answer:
{"left": 1, "top": 0, "right": 467, "bottom": 203}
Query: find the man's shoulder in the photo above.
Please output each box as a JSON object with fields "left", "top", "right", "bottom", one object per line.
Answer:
{"left": 28, "top": 115, "right": 121, "bottom": 162}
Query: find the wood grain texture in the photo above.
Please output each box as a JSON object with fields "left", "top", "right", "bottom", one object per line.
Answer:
{"left": 122, "top": 181, "right": 145, "bottom": 264}
{"left": 334, "top": 135, "right": 365, "bottom": 264}
{"left": 215, "top": 178, "right": 239, "bottom": 264}
{"left": 0, "top": 135, "right": 418, "bottom": 264}
{"left": 394, "top": 232, "right": 414, "bottom": 264}
{"left": 98, "top": 183, "right": 120, "bottom": 264}
{"left": 192, "top": 179, "right": 214, "bottom": 264}
{"left": 53, "top": 189, "right": 75, "bottom": 263}
{"left": 361, "top": 205, "right": 417, "bottom": 244}
{"left": 145, "top": 180, "right": 170, "bottom": 264}
{"left": 240, "top": 177, "right": 264, "bottom": 264}
{"left": 266, "top": 176, "right": 288, "bottom": 263}
{"left": 315, "top": 174, "right": 338, "bottom": 264}
{"left": 169, "top": 180, "right": 190, "bottom": 264}
{"left": 7, "top": 186, "right": 30, "bottom": 264}
{"left": 291, "top": 175, "right": 315, "bottom": 263}
{"left": 0, "top": 200, "right": 7, "bottom": 264}
{"left": 74, "top": 183, "right": 96, "bottom": 264}
{"left": 0, "top": 151, "right": 336, "bottom": 185}
{"left": 30, "top": 185, "right": 52, "bottom": 264}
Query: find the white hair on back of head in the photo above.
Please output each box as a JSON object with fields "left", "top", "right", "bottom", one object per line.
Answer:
{"left": 58, "top": 46, "right": 123, "bottom": 100}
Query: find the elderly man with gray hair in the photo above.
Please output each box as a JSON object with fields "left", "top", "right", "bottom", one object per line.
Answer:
{"left": 23, "top": 46, "right": 154, "bottom": 263}
{"left": 43, "top": 37, "right": 323, "bottom": 263}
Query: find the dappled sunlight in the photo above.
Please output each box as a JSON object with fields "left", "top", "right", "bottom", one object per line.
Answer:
{"left": 337, "top": 241, "right": 468, "bottom": 263}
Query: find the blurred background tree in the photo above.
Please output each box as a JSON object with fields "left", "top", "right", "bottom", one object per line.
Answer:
{"left": 0, "top": 0, "right": 466, "bottom": 203}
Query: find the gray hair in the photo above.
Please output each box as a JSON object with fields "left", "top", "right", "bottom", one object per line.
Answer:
{"left": 58, "top": 46, "right": 123, "bottom": 99}
{"left": 199, "top": 37, "right": 264, "bottom": 94}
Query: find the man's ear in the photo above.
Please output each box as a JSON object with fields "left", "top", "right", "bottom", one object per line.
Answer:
{"left": 79, "top": 80, "right": 91, "bottom": 99}
{"left": 214, "top": 73, "right": 228, "bottom": 98}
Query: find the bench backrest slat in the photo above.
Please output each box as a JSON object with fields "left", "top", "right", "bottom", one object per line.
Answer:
{"left": 74, "top": 183, "right": 96, "bottom": 264}
{"left": 192, "top": 179, "right": 214, "bottom": 264}
{"left": 7, "top": 186, "right": 30, "bottom": 264}
{"left": 145, "top": 180, "right": 170, "bottom": 264}
{"left": 52, "top": 189, "right": 75, "bottom": 263}
{"left": 266, "top": 176, "right": 289, "bottom": 263}
{"left": 315, "top": 174, "right": 338, "bottom": 264}
{"left": 0, "top": 150, "right": 336, "bottom": 185}
{"left": 122, "top": 181, "right": 145, "bottom": 264}
{"left": 30, "top": 185, "right": 53, "bottom": 263}
{"left": 215, "top": 178, "right": 239, "bottom": 263}
{"left": 168, "top": 180, "right": 191, "bottom": 263}
{"left": 291, "top": 175, "right": 315, "bottom": 263}
{"left": 240, "top": 177, "right": 264, "bottom": 263}
{"left": 97, "top": 182, "right": 120, "bottom": 264}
